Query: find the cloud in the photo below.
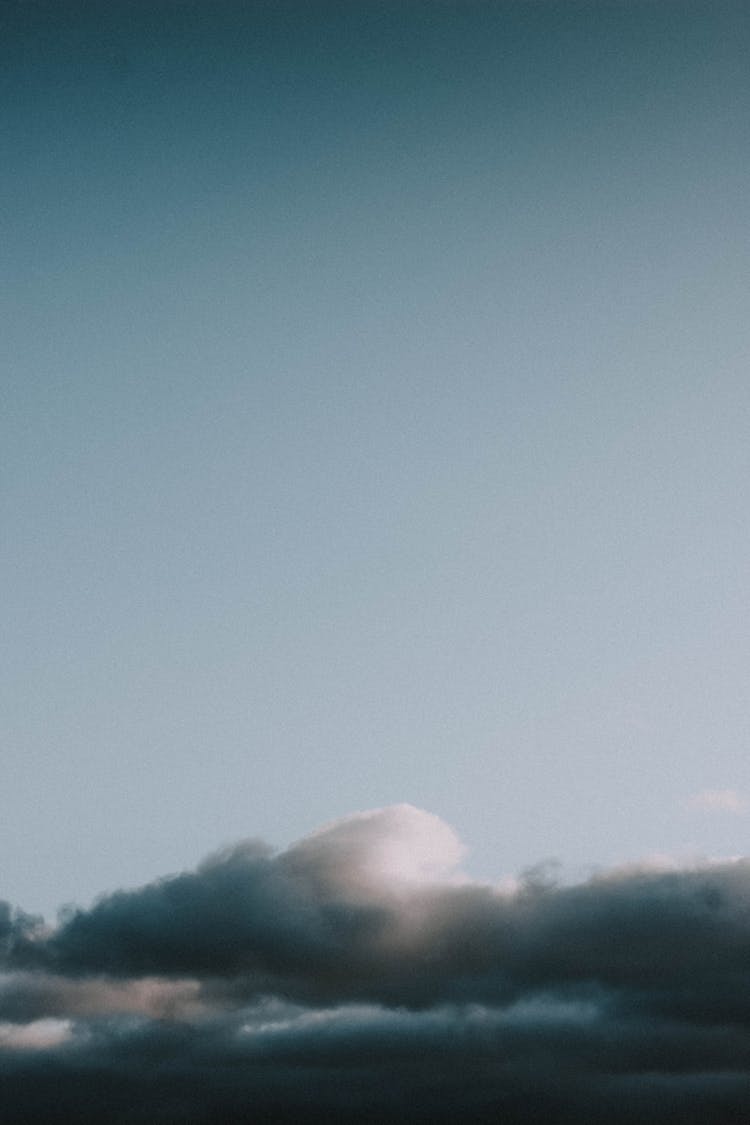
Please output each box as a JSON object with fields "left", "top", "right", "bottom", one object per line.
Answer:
{"left": 282, "top": 804, "right": 467, "bottom": 894}
{"left": 686, "top": 789, "right": 749, "bottom": 813}
{"left": 0, "top": 1017, "right": 72, "bottom": 1051}
{"left": 2, "top": 804, "right": 750, "bottom": 1122}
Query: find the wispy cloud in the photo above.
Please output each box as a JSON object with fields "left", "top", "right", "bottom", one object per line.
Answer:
{"left": 2, "top": 804, "right": 750, "bottom": 1122}
{"left": 0, "top": 1017, "right": 72, "bottom": 1051}
{"left": 685, "top": 788, "right": 749, "bottom": 813}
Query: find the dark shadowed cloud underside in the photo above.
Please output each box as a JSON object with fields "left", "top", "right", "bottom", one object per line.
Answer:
{"left": 2, "top": 805, "right": 750, "bottom": 1122}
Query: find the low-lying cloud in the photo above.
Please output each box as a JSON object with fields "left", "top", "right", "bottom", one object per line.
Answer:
{"left": 2, "top": 804, "right": 750, "bottom": 1123}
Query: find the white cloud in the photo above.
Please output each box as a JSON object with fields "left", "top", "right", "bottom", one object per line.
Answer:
{"left": 685, "top": 788, "right": 749, "bottom": 814}
{"left": 284, "top": 803, "right": 467, "bottom": 895}
{"left": 0, "top": 1018, "right": 72, "bottom": 1051}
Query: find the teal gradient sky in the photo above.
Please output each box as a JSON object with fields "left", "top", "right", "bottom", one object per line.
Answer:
{"left": 3, "top": 1, "right": 750, "bottom": 920}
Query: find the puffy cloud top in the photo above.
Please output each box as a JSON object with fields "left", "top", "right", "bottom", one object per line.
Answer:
{"left": 282, "top": 804, "right": 467, "bottom": 892}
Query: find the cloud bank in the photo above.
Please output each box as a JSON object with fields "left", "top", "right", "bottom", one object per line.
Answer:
{"left": 2, "top": 804, "right": 750, "bottom": 1123}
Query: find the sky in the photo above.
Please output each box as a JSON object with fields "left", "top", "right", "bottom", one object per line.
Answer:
{"left": 2, "top": 1, "right": 750, "bottom": 1117}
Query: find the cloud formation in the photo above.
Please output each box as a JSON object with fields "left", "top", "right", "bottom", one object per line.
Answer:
{"left": 686, "top": 788, "right": 749, "bottom": 814}
{"left": 2, "top": 804, "right": 750, "bottom": 1123}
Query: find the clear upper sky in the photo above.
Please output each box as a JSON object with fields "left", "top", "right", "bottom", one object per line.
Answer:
{"left": 3, "top": 0, "right": 749, "bottom": 921}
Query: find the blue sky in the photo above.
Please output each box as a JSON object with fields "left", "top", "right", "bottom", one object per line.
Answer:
{"left": 3, "top": 0, "right": 750, "bottom": 922}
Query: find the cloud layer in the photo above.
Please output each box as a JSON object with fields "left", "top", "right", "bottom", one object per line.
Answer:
{"left": 2, "top": 804, "right": 750, "bottom": 1122}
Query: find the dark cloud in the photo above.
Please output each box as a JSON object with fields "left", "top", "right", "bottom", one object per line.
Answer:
{"left": 2, "top": 805, "right": 750, "bottom": 1122}
{"left": 0, "top": 901, "right": 47, "bottom": 968}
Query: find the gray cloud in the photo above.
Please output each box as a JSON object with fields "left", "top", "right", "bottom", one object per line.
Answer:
{"left": 2, "top": 805, "right": 750, "bottom": 1122}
